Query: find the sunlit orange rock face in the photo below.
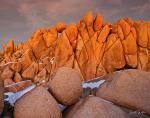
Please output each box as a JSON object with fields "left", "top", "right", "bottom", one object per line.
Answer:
{"left": 0, "top": 11, "right": 150, "bottom": 82}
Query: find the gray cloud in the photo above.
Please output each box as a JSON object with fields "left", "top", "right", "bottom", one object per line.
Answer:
{"left": 0, "top": 0, "right": 149, "bottom": 48}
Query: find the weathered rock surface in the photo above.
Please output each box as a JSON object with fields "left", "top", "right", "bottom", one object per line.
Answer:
{"left": 0, "top": 11, "right": 150, "bottom": 118}
{"left": 102, "top": 34, "right": 125, "bottom": 72}
{"left": 5, "top": 80, "right": 32, "bottom": 93}
{"left": 14, "top": 86, "right": 62, "bottom": 118}
{"left": 19, "top": 49, "right": 36, "bottom": 72}
{"left": 96, "top": 69, "right": 150, "bottom": 115}
{"left": 56, "top": 22, "right": 67, "bottom": 33}
{"left": 3, "top": 40, "right": 14, "bottom": 58}
{"left": 0, "top": 80, "right": 4, "bottom": 115}
{"left": 48, "top": 67, "right": 83, "bottom": 105}
{"left": 64, "top": 96, "right": 129, "bottom": 118}
{"left": 0, "top": 11, "right": 149, "bottom": 83}
{"left": 93, "top": 13, "right": 103, "bottom": 31}
{"left": 34, "top": 68, "right": 49, "bottom": 84}
{"left": 14, "top": 72, "right": 23, "bottom": 82}
{"left": 21, "top": 62, "right": 38, "bottom": 80}
{"left": 0, "top": 65, "right": 14, "bottom": 80}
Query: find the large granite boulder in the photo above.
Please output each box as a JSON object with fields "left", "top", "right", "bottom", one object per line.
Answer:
{"left": 96, "top": 69, "right": 150, "bottom": 115}
{"left": 14, "top": 86, "right": 62, "bottom": 118}
{"left": 48, "top": 67, "right": 83, "bottom": 105}
{"left": 64, "top": 96, "right": 129, "bottom": 118}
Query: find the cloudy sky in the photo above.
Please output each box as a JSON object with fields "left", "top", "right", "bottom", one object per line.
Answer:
{"left": 0, "top": 0, "right": 149, "bottom": 48}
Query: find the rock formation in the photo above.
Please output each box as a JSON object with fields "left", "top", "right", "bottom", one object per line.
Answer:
{"left": 0, "top": 11, "right": 149, "bottom": 82}
{"left": 0, "top": 11, "right": 150, "bottom": 118}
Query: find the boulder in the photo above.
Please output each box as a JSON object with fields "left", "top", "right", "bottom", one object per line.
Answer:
{"left": 122, "top": 32, "right": 138, "bottom": 68}
{"left": 38, "top": 62, "right": 45, "bottom": 72}
{"left": 32, "top": 36, "right": 48, "bottom": 59}
{"left": 34, "top": 68, "right": 49, "bottom": 84}
{"left": 3, "top": 40, "right": 14, "bottom": 57}
{"left": 97, "top": 24, "right": 110, "bottom": 43}
{"left": 125, "top": 54, "right": 137, "bottom": 68}
{"left": 93, "top": 13, "right": 103, "bottom": 31}
{"left": 22, "top": 62, "right": 38, "bottom": 80}
{"left": 96, "top": 69, "right": 150, "bottom": 115}
{"left": 43, "top": 27, "right": 57, "bottom": 47}
{"left": 124, "top": 17, "right": 134, "bottom": 26}
{"left": 45, "top": 63, "right": 52, "bottom": 74}
{"left": 119, "top": 19, "right": 131, "bottom": 37}
{"left": 4, "top": 78, "right": 15, "bottom": 87}
{"left": 75, "top": 34, "right": 89, "bottom": 80}
{"left": 28, "top": 29, "right": 45, "bottom": 46}
{"left": 14, "top": 72, "right": 23, "bottom": 82}
{"left": 14, "top": 86, "right": 62, "bottom": 118}
{"left": 48, "top": 67, "right": 83, "bottom": 105}
{"left": 50, "top": 31, "right": 74, "bottom": 76}
{"left": 137, "top": 47, "right": 149, "bottom": 71}
{"left": 64, "top": 96, "right": 128, "bottom": 118}
{"left": 131, "top": 27, "right": 137, "bottom": 40}
{"left": 42, "top": 57, "right": 50, "bottom": 66}
{"left": 0, "top": 65, "right": 14, "bottom": 80}
{"left": 134, "top": 21, "right": 148, "bottom": 48}
{"left": 5, "top": 80, "right": 32, "bottom": 93}
{"left": 117, "top": 25, "right": 124, "bottom": 40}
{"left": 56, "top": 22, "right": 67, "bottom": 33}
{"left": 102, "top": 34, "right": 125, "bottom": 72}
{"left": 90, "top": 32, "right": 106, "bottom": 77}
{"left": 148, "top": 22, "right": 150, "bottom": 49}
{"left": 65, "top": 23, "right": 78, "bottom": 50}
{"left": 19, "top": 49, "right": 36, "bottom": 72}
{"left": 84, "top": 11, "right": 93, "bottom": 26}
{"left": 0, "top": 80, "right": 4, "bottom": 116}
{"left": 11, "top": 62, "right": 21, "bottom": 72}
{"left": 122, "top": 32, "right": 137, "bottom": 55}
{"left": 83, "top": 11, "right": 95, "bottom": 37}
{"left": 78, "top": 22, "right": 97, "bottom": 80}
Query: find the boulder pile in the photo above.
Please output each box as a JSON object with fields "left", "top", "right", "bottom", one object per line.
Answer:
{"left": 0, "top": 11, "right": 150, "bottom": 118}
{"left": 0, "top": 11, "right": 149, "bottom": 84}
